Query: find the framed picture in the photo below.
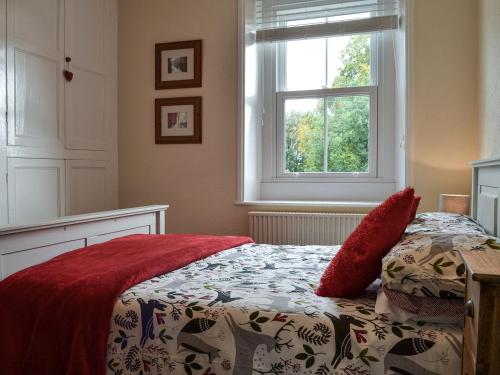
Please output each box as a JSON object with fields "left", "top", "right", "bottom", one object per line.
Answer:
{"left": 155, "top": 40, "right": 202, "bottom": 89}
{"left": 155, "top": 97, "right": 202, "bottom": 144}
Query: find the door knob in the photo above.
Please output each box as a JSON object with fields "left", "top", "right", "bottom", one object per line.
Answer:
{"left": 464, "top": 299, "right": 474, "bottom": 318}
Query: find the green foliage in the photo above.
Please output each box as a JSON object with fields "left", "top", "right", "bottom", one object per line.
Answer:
{"left": 332, "top": 35, "right": 371, "bottom": 88}
{"left": 285, "top": 35, "right": 371, "bottom": 173}
{"left": 327, "top": 95, "right": 369, "bottom": 172}
{"left": 285, "top": 109, "right": 324, "bottom": 172}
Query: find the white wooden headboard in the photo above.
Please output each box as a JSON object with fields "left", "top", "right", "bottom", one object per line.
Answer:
{"left": 472, "top": 156, "right": 500, "bottom": 236}
{"left": 0, "top": 205, "right": 169, "bottom": 280}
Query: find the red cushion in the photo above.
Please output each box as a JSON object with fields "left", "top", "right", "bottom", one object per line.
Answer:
{"left": 316, "top": 187, "right": 415, "bottom": 298}
{"left": 409, "top": 195, "right": 421, "bottom": 223}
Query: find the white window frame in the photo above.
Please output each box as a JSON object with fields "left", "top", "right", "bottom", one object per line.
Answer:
{"left": 261, "top": 31, "right": 395, "bottom": 185}
{"left": 236, "top": 0, "right": 409, "bottom": 204}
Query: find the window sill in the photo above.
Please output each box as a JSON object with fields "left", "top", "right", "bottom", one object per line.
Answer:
{"left": 261, "top": 177, "right": 395, "bottom": 183}
{"left": 234, "top": 200, "right": 380, "bottom": 209}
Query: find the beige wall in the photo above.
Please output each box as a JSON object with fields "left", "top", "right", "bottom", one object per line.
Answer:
{"left": 479, "top": 0, "right": 500, "bottom": 158}
{"left": 409, "top": 0, "right": 479, "bottom": 212}
{"left": 118, "top": 0, "right": 480, "bottom": 234}
{"left": 118, "top": 0, "right": 250, "bottom": 235}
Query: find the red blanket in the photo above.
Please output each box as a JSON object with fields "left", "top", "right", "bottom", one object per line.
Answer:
{"left": 0, "top": 234, "right": 253, "bottom": 375}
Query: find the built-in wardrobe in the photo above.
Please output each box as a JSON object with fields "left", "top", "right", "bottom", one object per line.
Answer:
{"left": 0, "top": 0, "right": 118, "bottom": 225}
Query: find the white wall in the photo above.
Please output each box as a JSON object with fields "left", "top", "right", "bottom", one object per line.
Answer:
{"left": 479, "top": 0, "right": 500, "bottom": 158}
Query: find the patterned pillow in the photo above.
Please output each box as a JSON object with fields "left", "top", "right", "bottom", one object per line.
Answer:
{"left": 383, "top": 286, "right": 463, "bottom": 317}
{"left": 381, "top": 232, "right": 500, "bottom": 298}
{"left": 375, "top": 286, "right": 463, "bottom": 324}
{"left": 405, "top": 212, "right": 485, "bottom": 236}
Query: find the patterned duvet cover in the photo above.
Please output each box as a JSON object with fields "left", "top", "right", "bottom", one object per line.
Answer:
{"left": 105, "top": 244, "right": 462, "bottom": 375}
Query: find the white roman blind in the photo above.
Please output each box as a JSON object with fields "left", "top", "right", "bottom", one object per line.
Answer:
{"left": 256, "top": 0, "right": 399, "bottom": 42}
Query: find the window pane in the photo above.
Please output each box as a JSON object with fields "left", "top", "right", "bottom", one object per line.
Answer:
{"left": 282, "top": 33, "right": 371, "bottom": 91}
{"left": 284, "top": 38, "right": 326, "bottom": 91}
{"left": 284, "top": 98, "right": 324, "bottom": 173}
{"left": 327, "top": 95, "right": 370, "bottom": 173}
{"left": 327, "top": 34, "right": 371, "bottom": 88}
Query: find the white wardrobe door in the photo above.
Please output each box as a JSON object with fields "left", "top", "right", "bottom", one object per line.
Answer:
{"left": 65, "top": 0, "right": 104, "bottom": 73}
{"left": 7, "top": 158, "right": 65, "bottom": 223}
{"left": 66, "top": 160, "right": 111, "bottom": 215}
{"left": 0, "top": 0, "right": 7, "bottom": 225}
{"left": 65, "top": 0, "right": 107, "bottom": 151}
{"left": 6, "top": 0, "right": 64, "bottom": 147}
{"left": 65, "top": 69, "right": 106, "bottom": 150}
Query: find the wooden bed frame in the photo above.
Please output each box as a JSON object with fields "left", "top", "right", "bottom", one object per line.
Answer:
{"left": 0, "top": 205, "right": 168, "bottom": 280}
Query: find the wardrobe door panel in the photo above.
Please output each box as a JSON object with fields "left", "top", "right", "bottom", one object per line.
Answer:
{"left": 64, "top": 0, "right": 107, "bottom": 151}
{"left": 14, "top": 50, "right": 60, "bottom": 142}
{"left": 13, "top": 0, "right": 60, "bottom": 52}
{"left": 7, "top": 0, "right": 64, "bottom": 148}
{"left": 65, "top": 0, "right": 104, "bottom": 73}
{"left": 3, "top": 0, "right": 117, "bottom": 224}
{"left": 7, "top": 158, "right": 65, "bottom": 223}
{"left": 0, "top": 0, "right": 7, "bottom": 225}
{"left": 65, "top": 69, "right": 106, "bottom": 150}
{"left": 66, "top": 160, "right": 111, "bottom": 215}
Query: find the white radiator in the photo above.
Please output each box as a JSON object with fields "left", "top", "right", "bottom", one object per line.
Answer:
{"left": 249, "top": 212, "right": 365, "bottom": 246}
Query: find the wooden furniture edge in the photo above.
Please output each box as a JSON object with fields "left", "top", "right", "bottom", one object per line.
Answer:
{"left": 460, "top": 249, "right": 500, "bottom": 375}
{"left": 460, "top": 250, "right": 500, "bottom": 284}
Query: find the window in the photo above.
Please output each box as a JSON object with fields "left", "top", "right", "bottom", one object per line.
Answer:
{"left": 238, "top": 0, "right": 408, "bottom": 203}
{"left": 275, "top": 32, "right": 377, "bottom": 177}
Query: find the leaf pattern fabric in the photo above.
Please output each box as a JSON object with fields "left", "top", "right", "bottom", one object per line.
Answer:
{"left": 382, "top": 212, "right": 499, "bottom": 298}
{"left": 405, "top": 212, "right": 485, "bottom": 236}
{"left": 106, "top": 243, "right": 461, "bottom": 375}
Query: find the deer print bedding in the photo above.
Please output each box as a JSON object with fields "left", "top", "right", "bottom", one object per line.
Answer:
{"left": 105, "top": 243, "right": 462, "bottom": 375}
{"left": 382, "top": 213, "right": 499, "bottom": 299}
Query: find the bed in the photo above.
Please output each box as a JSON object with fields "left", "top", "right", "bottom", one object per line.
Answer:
{"left": 107, "top": 244, "right": 462, "bottom": 375}
{"left": 1, "top": 157, "right": 499, "bottom": 375}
